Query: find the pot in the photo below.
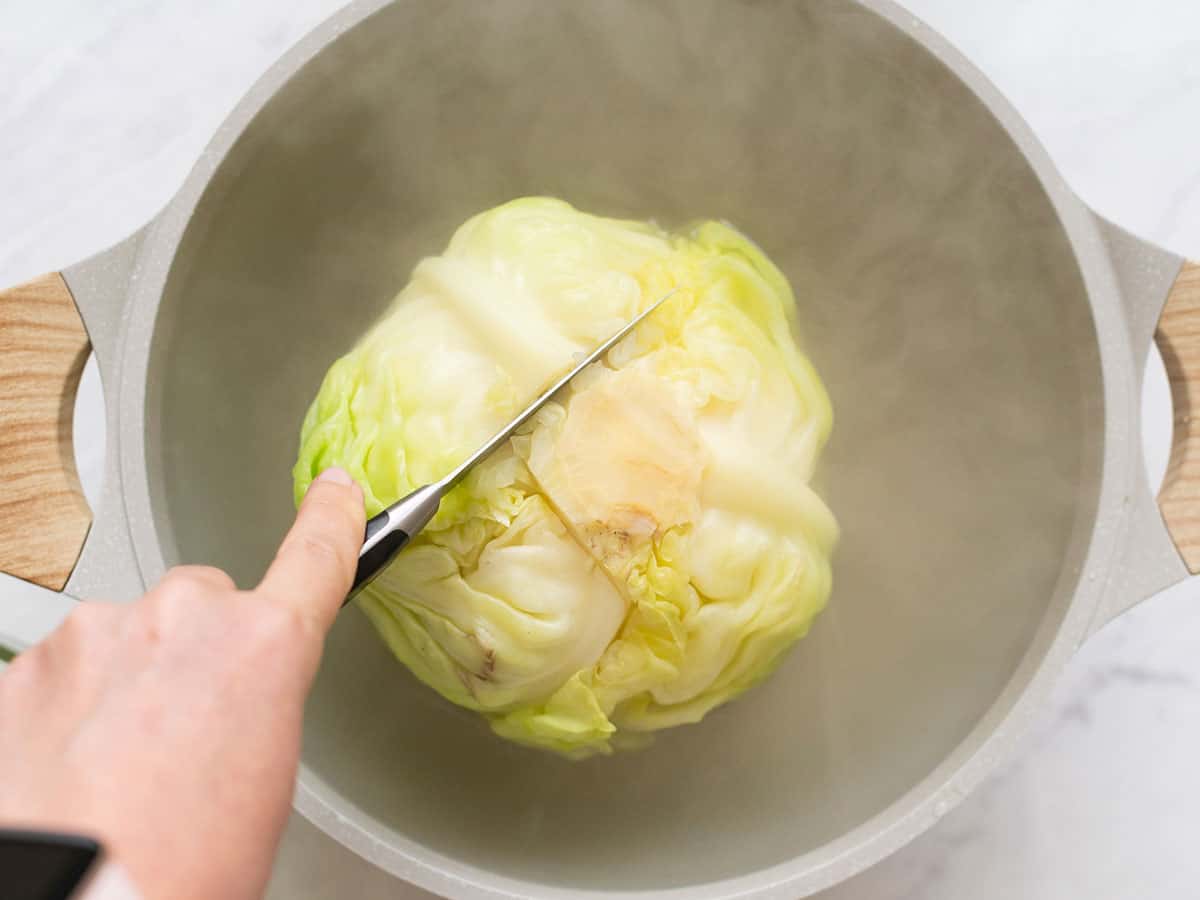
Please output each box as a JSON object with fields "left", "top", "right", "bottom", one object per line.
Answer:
{"left": 1, "top": 1, "right": 1197, "bottom": 897}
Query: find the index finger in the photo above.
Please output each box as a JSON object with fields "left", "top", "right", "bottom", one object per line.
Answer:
{"left": 258, "top": 467, "right": 366, "bottom": 634}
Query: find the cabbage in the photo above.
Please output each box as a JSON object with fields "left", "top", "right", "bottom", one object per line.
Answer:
{"left": 293, "top": 198, "right": 836, "bottom": 757}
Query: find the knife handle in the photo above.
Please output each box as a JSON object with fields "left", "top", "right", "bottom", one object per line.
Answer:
{"left": 343, "top": 482, "right": 445, "bottom": 606}
{"left": 345, "top": 512, "right": 411, "bottom": 604}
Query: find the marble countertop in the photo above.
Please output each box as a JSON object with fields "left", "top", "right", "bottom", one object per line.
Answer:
{"left": 2, "top": 3, "right": 1198, "bottom": 898}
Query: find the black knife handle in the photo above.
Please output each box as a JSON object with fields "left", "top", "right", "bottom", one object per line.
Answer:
{"left": 345, "top": 514, "right": 411, "bottom": 605}
{"left": 342, "top": 483, "right": 444, "bottom": 608}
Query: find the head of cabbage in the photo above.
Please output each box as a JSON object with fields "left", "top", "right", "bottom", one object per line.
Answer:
{"left": 293, "top": 198, "right": 836, "bottom": 758}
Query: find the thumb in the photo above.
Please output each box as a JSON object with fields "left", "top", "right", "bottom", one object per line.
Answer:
{"left": 258, "top": 468, "right": 366, "bottom": 635}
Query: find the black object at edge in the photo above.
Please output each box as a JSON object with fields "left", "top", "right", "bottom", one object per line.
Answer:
{"left": 0, "top": 829, "right": 101, "bottom": 900}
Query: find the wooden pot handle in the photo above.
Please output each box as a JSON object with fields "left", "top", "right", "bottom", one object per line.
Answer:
{"left": 1155, "top": 261, "right": 1200, "bottom": 574}
{"left": 0, "top": 273, "right": 93, "bottom": 590}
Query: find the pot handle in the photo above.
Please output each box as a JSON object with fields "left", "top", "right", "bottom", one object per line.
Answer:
{"left": 0, "top": 273, "right": 92, "bottom": 590}
{"left": 1155, "top": 260, "right": 1200, "bottom": 572}
{"left": 0, "top": 228, "right": 148, "bottom": 654}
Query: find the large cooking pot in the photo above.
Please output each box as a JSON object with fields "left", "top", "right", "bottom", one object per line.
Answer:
{"left": 2, "top": 1, "right": 1198, "bottom": 897}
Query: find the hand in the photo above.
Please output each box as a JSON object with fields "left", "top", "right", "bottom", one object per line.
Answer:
{"left": 0, "top": 468, "right": 365, "bottom": 900}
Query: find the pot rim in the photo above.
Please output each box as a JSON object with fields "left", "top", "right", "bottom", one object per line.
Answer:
{"left": 111, "top": 0, "right": 1140, "bottom": 896}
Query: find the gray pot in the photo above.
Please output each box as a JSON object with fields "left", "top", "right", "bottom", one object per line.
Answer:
{"left": 3, "top": 1, "right": 1198, "bottom": 897}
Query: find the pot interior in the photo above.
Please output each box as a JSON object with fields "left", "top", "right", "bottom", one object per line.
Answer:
{"left": 147, "top": 0, "right": 1103, "bottom": 891}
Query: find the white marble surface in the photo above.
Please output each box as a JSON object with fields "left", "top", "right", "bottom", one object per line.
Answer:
{"left": 2, "top": 2, "right": 1199, "bottom": 899}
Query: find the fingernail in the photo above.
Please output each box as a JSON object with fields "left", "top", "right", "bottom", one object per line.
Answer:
{"left": 315, "top": 467, "right": 354, "bottom": 487}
